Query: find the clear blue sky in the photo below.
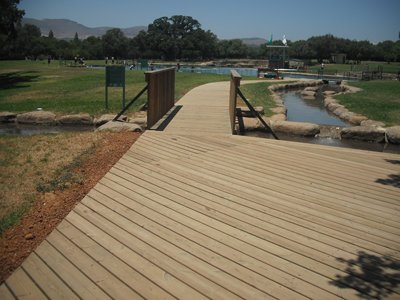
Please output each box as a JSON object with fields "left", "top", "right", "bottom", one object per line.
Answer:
{"left": 19, "top": 0, "right": 400, "bottom": 43}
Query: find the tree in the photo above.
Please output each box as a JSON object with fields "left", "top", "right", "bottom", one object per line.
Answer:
{"left": 217, "top": 39, "right": 248, "bottom": 58}
{"left": 102, "top": 28, "right": 128, "bottom": 58}
{"left": 13, "top": 24, "right": 42, "bottom": 58}
{"left": 307, "top": 34, "right": 338, "bottom": 62}
{"left": 48, "top": 30, "right": 54, "bottom": 39}
{"left": 82, "top": 36, "right": 103, "bottom": 59}
{"left": 0, "top": 0, "right": 25, "bottom": 38}
{"left": 0, "top": 0, "right": 24, "bottom": 56}
{"left": 143, "top": 15, "right": 218, "bottom": 60}
{"left": 288, "top": 40, "right": 316, "bottom": 60}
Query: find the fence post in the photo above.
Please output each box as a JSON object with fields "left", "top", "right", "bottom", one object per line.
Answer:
{"left": 145, "top": 68, "right": 176, "bottom": 129}
{"left": 229, "top": 70, "right": 241, "bottom": 134}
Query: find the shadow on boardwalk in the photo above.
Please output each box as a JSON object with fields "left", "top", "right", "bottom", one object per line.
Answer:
{"left": 375, "top": 160, "right": 400, "bottom": 189}
{"left": 330, "top": 251, "right": 400, "bottom": 299}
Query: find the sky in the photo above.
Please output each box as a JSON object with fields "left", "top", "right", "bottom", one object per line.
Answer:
{"left": 19, "top": 0, "right": 400, "bottom": 43}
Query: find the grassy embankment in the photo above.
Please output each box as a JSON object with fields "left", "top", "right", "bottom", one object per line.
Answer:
{"left": 239, "top": 82, "right": 278, "bottom": 116}
{"left": 307, "top": 61, "right": 400, "bottom": 75}
{"left": 240, "top": 79, "right": 400, "bottom": 127}
{"left": 335, "top": 80, "right": 400, "bottom": 126}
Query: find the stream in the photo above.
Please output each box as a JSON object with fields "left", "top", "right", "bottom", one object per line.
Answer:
{"left": 284, "top": 91, "right": 349, "bottom": 127}
{"left": 248, "top": 85, "right": 400, "bottom": 154}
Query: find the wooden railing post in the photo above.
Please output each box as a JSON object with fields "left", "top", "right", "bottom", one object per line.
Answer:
{"left": 145, "top": 67, "right": 176, "bottom": 129}
{"left": 229, "top": 70, "right": 241, "bottom": 134}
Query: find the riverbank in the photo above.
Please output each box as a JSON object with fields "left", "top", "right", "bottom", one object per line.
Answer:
{"left": 240, "top": 79, "right": 400, "bottom": 145}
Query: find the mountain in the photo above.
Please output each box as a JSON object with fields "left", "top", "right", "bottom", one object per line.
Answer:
{"left": 22, "top": 18, "right": 146, "bottom": 39}
{"left": 22, "top": 18, "right": 268, "bottom": 44}
{"left": 240, "top": 38, "right": 267, "bottom": 46}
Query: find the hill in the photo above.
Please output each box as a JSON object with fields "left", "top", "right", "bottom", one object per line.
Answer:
{"left": 22, "top": 18, "right": 146, "bottom": 39}
{"left": 240, "top": 37, "right": 267, "bottom": 46}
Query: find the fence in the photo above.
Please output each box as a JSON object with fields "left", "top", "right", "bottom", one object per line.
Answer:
{"left": 145, "top": 68, "right": 176, "bottom": 128}
{"left": 229, "top": 70, "right": 241, "bottom": 134}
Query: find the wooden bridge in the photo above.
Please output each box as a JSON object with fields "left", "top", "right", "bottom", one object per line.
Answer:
{"left": 1, "top": 71, "right": 400, "bottom": 299}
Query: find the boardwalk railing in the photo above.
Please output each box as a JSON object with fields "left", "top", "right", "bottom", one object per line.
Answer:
{"left": 230, "top": 70, "right": 278, "bottom": 139}
{"left": 229, "top": 70, "right": 241, "bottom": 134}
{"left": 146, "top": 67, "right": 176, "bottom": 129}
{"left": 112, "top": 67, "right": 176, "bottom": 128}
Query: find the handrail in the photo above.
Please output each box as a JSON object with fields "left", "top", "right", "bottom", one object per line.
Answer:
{"left": 229, "top": 70, "right": 278, "bottom": 139}
{"left": 236, "top": 87, "right": 279, "bottom": 140}
{"left": 229, "top": 70, "right": 241, "bottom": 134}
{"left": 145, "top": 68, "right": 176, "bottom": 129}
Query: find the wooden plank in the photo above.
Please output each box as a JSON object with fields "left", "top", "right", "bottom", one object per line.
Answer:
{"left": 184, "top": 145, "right": 400, "bottom": 217}
{"left": 138, "top": 142, "right": 400, "bottom": 235}
{"left": 5, "top": 268, "right": 46, "bottom": 300}
{"left": 117, "top": 157, "right": 399, "bottom": 256}
{"left": 97, "top": 177, "right": 363, "bottom": 299}
{"left": 73, "top": 201, "right": 275, "bottom": 299}
{"left": 91, "top": 183, "right": 355, "bottom": 299}
{"left": 35, "top": 240, "right": 112, "bottom": 299}
{"left": 109, "top": 162, "right": 397, "bottom": 276}
{"left": 21, "top": 253, "right": 79, "bottom": 299}
{"left": 140, "top": 155, "right": 400, "bottom": 252}
{"left": 104, "top": 166, "right": 398, "bottom": 268}
{"left": 103, "top": 172, "right": 346, "bottom": 275}
{"left": 133, "top": 137, "right": 400, "bottom": 233}
{"left": 47, "top": 230, "right": 143, "bottom": 300}
{"left": 62, "top": 211, "right": 176, "bottom": 300}
{"left": 0, "top": 284, "right": 15, "bottom": 300}
{"left": 143, "top": 133, "right": 400, "bottom": 204}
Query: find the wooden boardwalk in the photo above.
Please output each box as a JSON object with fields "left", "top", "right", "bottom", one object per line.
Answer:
{"left": 1, "top": 82, "right": 400, "bottom": 299}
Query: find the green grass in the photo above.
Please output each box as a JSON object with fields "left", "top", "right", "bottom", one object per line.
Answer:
{"left": 335, "top": 80, "right": 400, "bottom": 126}
{"left": 0, "top": 60, "right": 233, "bottom": 116}
{"left": 239, "top": 82, "right": 277, "bottom": 116}
{"left": 307, "top": 61, "right": 400, "bottom": 75}
{"left": 0, "top": 194, "right": 35, "bottom": 234}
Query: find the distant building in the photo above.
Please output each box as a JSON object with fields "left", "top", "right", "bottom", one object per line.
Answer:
{"left": 331, "top": 53, "right": 347, "bottom": 64}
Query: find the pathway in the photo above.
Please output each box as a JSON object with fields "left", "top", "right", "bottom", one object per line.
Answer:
{"left": 1, "top": 81, "right": 400, "bottom": 299}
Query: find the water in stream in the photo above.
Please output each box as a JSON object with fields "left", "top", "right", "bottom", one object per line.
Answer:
{"left": 284, "top": 91, "right": 349, "bottom": 127}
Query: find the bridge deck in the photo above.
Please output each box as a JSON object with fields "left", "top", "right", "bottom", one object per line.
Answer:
{"left": 1, "top": 82, "right": 400, "bottom": 299}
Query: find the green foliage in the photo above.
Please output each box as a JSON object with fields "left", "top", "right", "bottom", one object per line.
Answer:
{"left": 0, "top": 0, "right": 24, "bottom": 38}
{"left": 1, "top": 14, "right": 399, "bottom": 62}
{"left": 102, "top": 28, "right": 128, "bottom": 58}
{"left": 335, "top": 81, "right": 400, "bottom": 126}
{"left": 134, "top": 15, "right": 218, "bottom": 60}
{"left": 217, "top": 39, "right": 248, "bottom": 58}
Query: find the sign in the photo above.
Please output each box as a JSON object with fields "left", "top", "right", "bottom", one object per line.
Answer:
{"left": 106, "top": 66, "right": 125, "bottom": 87}
{"left": 105, "top": 66, "right": 126, "bottom": 109}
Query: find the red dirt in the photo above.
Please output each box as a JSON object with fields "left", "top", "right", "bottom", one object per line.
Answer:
{"left": 0, "top": 131, "right": 141, "bottom": 284}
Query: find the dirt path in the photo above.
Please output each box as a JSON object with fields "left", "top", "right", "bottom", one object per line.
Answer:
{"left": 0, "top": 131, "right": 141, "bottom": 283}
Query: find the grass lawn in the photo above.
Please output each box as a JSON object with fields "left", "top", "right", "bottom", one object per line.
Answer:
{"left": 0, "top": 60, "right": 231, "bottom": 116}
{"left": 307, "top": 61, "right": 400, "bottom": 75}
{"left": 335, "top": 80, "right": 400, "bottom": 126}
{"left": 239, "top": 82, "right": 278, "bottom": 116}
